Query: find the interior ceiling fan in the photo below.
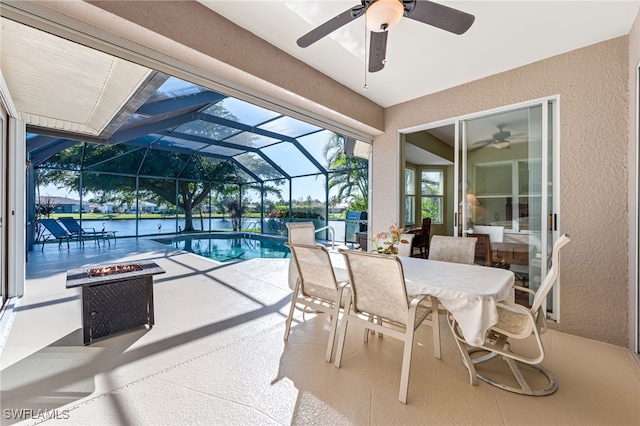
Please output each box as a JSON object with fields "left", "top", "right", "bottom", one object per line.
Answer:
{"left": 296, "top": 0, "right": 475, "bottom": 73}
{"left": 471, "top": 125, "right": 526, "bottom": 150}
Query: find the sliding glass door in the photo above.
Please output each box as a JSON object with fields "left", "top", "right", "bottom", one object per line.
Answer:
{"left": 456, "top": 100, "right": 559, "bottom": 316}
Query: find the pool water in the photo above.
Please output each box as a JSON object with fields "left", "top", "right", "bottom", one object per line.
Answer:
{"left": 156, "top": 233, "right": 291, "bottom": 263}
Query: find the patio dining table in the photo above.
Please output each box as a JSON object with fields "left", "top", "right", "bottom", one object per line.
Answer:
{"left": 288, "top": 251, "right": 515, "bottom": 346}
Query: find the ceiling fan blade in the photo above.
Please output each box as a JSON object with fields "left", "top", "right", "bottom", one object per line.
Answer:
{"left": 405, "top": 0, "right": 475, "bottom": 35}
{"left": 508, "top": 132, "right": 527, "bottom": 139}
{"left": 368, "top": 30, "right": 388, "bottom": 73}
{"left": 471, "top": 138, "right": 493, "bottom": 147}
{"left": 297, "top": 5, "right": 365, "bottom": 48}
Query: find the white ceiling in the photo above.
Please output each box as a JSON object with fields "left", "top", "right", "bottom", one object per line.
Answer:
{"left": 406, "top": 141, "right": 452, "bottom": 165}
{"left": 200, "top": 0, "right": 640, "bottom": 108}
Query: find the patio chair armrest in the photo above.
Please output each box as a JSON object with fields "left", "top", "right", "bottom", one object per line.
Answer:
{"left": 513, "top": 285, "right": 535, "bottom": 296}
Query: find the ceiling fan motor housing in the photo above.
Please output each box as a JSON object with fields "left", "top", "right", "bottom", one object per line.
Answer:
{"left": 366, "top": 0, "right": 405, "bottom": 32}
{"left": 493, "top": 130, "right": 511, "bottom": 141}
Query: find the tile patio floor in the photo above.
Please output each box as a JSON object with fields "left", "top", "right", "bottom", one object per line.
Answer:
{"left": 1, "top": 237, "right": 638, "bottom": 425}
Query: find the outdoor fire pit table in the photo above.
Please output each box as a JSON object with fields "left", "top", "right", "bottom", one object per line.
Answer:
{"left": 66, "top": 260, "right": 165, "bottom": 345}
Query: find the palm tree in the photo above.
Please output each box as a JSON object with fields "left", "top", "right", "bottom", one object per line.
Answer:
{"left": 323, "top": 134, "right": 368, "bottom": 209}
{"left": 224, "top": 198, "right": 245, "bottom": 231}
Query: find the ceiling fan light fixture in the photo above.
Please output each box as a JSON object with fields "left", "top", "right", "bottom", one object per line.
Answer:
{"left": 366, "top": 0, "right": 404, "bottom": 32}
{"left": 492, "top": 140, "right": 511, "bottom": 149}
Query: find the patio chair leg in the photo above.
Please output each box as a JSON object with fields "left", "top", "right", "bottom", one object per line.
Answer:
{"left": 430, "top": 296, "right": 441, "bottom": 360}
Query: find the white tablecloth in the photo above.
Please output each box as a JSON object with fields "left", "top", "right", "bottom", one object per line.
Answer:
{"left": 288, "top": 252, "right": 514, "bottom": 346}
{"left": 399, "top": 256, "right": 514, "bottom": 346}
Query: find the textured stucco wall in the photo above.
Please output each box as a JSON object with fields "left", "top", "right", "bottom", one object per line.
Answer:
{"left": 628, "top": 13, "right": 640, "bottom": 352}
{"left": 376, "top": 37, "right": 630, "bottom": 345}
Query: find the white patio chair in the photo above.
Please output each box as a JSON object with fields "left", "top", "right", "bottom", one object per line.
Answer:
{"left": 448, "top": 234, "right": 571, "bottom": 396}
{"left": 284, "top": 242, "right": 349, "bottom": 362}
{"left": 286, "top": 222, "right": 322, "bottom": 291}
{"left": 286, "top": 222, "right": 317, "bottom": 245}
{"left": 335, "top": 250, "right": 441, "bottom": 404}
{"left": 427, "top": 235, "right": 478, "bottom": 320}
{"left": 428, "top": 235, "right": 477, "bottom": 264}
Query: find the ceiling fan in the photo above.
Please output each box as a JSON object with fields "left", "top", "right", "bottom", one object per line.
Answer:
{"left": 471, "top": 125, "right": 526, "bottom": 150}
{"left": 296, "top": 0, "right": 475, "bottom": 73}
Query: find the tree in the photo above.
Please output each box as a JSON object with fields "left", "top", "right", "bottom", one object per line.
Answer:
{"left": 323, "top": 134, "right": 368, "bottom": 211}
{"left": 224, "top": 198, "right": 245, "bottom": 231}
{"left": 37, "top": 141, "right": 284, "bottom": 231}
{"left": 36, "top": 196, "right": 59, "bottom": 218}
{"left": 36, "top": 144, "right": 238, "bottom": 230}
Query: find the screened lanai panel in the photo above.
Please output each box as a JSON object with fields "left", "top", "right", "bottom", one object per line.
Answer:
{"left": 147, "top": 76, "right": 207, "bottom": 102}
{"left": 138, "top": 149, "right": 190, "bottom": 178}
{"left": 83, "top": 143, "right": 142, "bottom": 166}
{"left": 197, "top": 156, "right": 251, "bottom": 184}
{"left": 234, "top": 152, "right": 285, "bottom": 180}
{"left": 41, "top": 143, "right": 84, "bottom": 170}
{"left": 261, "top": 142, "right": 322, "bottom": 177}
{"left": 225, "top": 132, "right": 280, "bottom": 149}
{"left": 199, "top": 144, "right": 246, "bottom": 157}
{"left": 292, "top": 175, "right": 327, "bottom": 208}
{"left": 261, "top": 178, "right": 290, "bottom": 236}
{"left": 298, "top": 130, "right": 340, "bottom": 169}
{"left": 242, "top": 186, "right": 262, "bottom": 221}
{"left": 258, "top": 115, "right": 322, "bottom": 138}
{"left": 229, "top": 166, "right": 258, "bottom": 184}
{"left": 176, "top": 157, "right": 211, "bottom": 181}
{"left": 199, "top": 155, "right": 228, "bottom": 171}
{"left": 153, "top": 134, "right": 209, "bottom": 152}
{"left": 83, "top": 144, "right": 147, "bottom": 173}
{"left": 119, "top": 106, "right": 202, "bottom": 132}
{"left": 173, "top": 119, "right": 239, "bottom": 140}
{"left": 202, "top": 97, "right": 281, "bottom": 126}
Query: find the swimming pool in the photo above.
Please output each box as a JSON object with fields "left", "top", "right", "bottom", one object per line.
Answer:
{"left": 156, "top": 233, "right": 291, "bottom": 263}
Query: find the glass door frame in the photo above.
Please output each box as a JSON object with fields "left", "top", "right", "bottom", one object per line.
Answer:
{"left": 453, "top": 97, "right": 560, "bottom": 318}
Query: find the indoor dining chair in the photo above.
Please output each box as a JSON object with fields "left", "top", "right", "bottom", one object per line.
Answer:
{"left": 416, "top": 217, "right": 432, "bottom": 258}
{"left": 284, "top": 242, "right": 349, "bottom": 362}
{"left": 448, "top": 234, "right": 571, "bottom": 396}
{"left": 335, "top": 250, "right": 441, "bottom": 404}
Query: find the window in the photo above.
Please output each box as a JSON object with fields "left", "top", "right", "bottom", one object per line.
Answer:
{"left": 404, "top": 168, "right": 415, "bottom": 225}
{"left": 421, "top": 170, "right": 444, "bottom": 224}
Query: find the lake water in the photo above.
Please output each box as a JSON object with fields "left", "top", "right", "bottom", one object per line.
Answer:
{"left": 80, "top": 218, "right": 348, "bottom": 242}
